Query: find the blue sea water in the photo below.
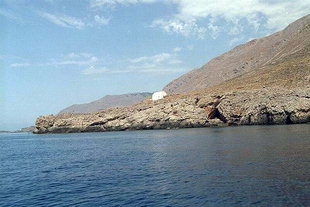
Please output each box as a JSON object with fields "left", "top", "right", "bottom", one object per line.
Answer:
{"left": 0, "top": 125, "right": 309, "bottom": 207}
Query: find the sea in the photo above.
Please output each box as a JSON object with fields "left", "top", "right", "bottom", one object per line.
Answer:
{"left": 0, "top": 124, "right": 309, "bottom": 207}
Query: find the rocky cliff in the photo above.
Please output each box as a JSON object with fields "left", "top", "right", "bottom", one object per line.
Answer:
{"left": 34, "top": 15, "right": 310, "bottom": 134}
{"left": 34, "top": 87, "right": 309, "bottom": 134}
{"left": 34, "top": 48, "right": 310, "bottom": 134}
{"left": 164, "top": 14, "right": 310, "bottom": 94}
{"left": 59, "top": 92, "right": 152, "bottom": 114}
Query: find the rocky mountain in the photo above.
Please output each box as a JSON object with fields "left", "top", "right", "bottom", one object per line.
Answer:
{"left": 34, "top": 44, "right": 310, "bottom": 133}
{"left": 164, "top": 14, "right": 310, "bottom": 94}
{"left": 0, "top": 126, "right": 35, "bottom": 133}
{"left": 0, "top": 130, "right": 11, "bottom": 133}
{"left": 34, "top": 86, "right": 309, "bottom": 134}
{"left": 34, "top": 15, "right": 310, "bottom": 134}
{"left": 59, "top": 92, "right": 152, "bottom": 114}
{"left": 14, "top": 126, "right": 35, "bottom": 133}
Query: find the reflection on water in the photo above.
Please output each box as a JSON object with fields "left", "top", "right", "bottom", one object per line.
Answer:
{"left": 0, "top": 124, "right": 309, "bottom": 206}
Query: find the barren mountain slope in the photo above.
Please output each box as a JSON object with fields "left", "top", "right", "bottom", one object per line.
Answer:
{"left": 164, "top": 14, "right": 310, "bottom": 94}
{"left": 59, "top": 92, "right": 151, "bottom": 114}
{"left": 192, "top": 45, "right": 310, "bottom": 95}
{"left": 34, "top": 15, "right": 310, "bottom": 134}
{"left": 34, "top": 45, "right": 310, "bottom": 134}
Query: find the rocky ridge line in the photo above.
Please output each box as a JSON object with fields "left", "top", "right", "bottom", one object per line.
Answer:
{"left": 164, "top": 14, "right": 310, "bottom": 94}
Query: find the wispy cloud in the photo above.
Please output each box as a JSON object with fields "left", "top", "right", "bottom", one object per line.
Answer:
{"left": 82, "top": 48, "right": 185, "bottom": 75}
{"left": 94, "top": 15, "right": 110, "bottom": 25}
{"left": 97, "top": 0, "right": 309, "bottom": 39}
{"left": 129, "top": 48, "right": 182, "bottom": 66}
{"left": 82, "top": 66, "right": 109, "bottom": 75}
{"left": 0, "top": 54, "right": 27, "bottom": 62}
{"left": 173, "top": 47, "right": 182, "bottom": 52}
{"left": 38, "top": 12, "right": 86, "bottom": 29}
{"left": 10, "top": 53, "right": 100, "bottom": 68}
{"left": 126, "top": 49, "right": 184, "bottom": 73}
{"left": 82, "top": 65, "right": 186, "bottom": 75}
{"left": 0, "top": 8, "right": 21, "bottom": 21}
{"left": 43, "top": 0, "right": 55, "bottom": 3}
{"left": 49, "top": 57, "right": 98, "bottom": 66}
{"left": 53, "top": 53, "right": 99, "bottom": 66}
{"left": 38, "top": 12, "right": 110, "bottom": 29}
{"left": 8, "top": 49, "right": 185, "bottom": 74}
{"left": 154, "top": 0, "right": 310, "bottom": 38}
{"left": 90, "top": 0, "right": 157, "bottom": 8}
{"left": 10, "top": 63, "right": 31, "bottom": 67}
{"left": 151, "top": 18, "right": 207, "bottom": 39}
{"left": 129, "top": 52, "right": 180, "bottom": 64}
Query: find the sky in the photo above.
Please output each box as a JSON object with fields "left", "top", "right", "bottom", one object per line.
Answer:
{"left": 1, "top": 0, "right": 310, "bottom": 130}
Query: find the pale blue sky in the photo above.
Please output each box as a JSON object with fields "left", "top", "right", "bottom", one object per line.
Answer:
{"left": 1, "top": 0, "right": 309, "bottom": 130}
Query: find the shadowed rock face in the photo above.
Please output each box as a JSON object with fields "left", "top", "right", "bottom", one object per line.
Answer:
{"left": 59, "top": 92, "right": 152, "bottom": 114}
{"left": 163, "top": 14, "right": 310, "bottom": 94}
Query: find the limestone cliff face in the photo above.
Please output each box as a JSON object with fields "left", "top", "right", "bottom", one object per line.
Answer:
{"left": 34, "top": 87, "right": 310, "bottom": 134}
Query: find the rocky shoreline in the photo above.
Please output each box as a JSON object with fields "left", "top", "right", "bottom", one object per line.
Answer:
{"left": 34, "top": 15, "right": 310, "bottom": 134}
{"left": 34, "top": 87, "right": 310, "bottom": 134}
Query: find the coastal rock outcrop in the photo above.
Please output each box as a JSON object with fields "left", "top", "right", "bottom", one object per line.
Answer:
{"left": 34, "top": 15, "right": 310, "bottom": 134}
{"left": 34, "top": 87, "right": 310, "bottom": 134}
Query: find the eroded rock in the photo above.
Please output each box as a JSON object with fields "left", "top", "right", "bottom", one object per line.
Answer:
{"left": 34, "top": 87, "right": 310, "bottom": 134}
